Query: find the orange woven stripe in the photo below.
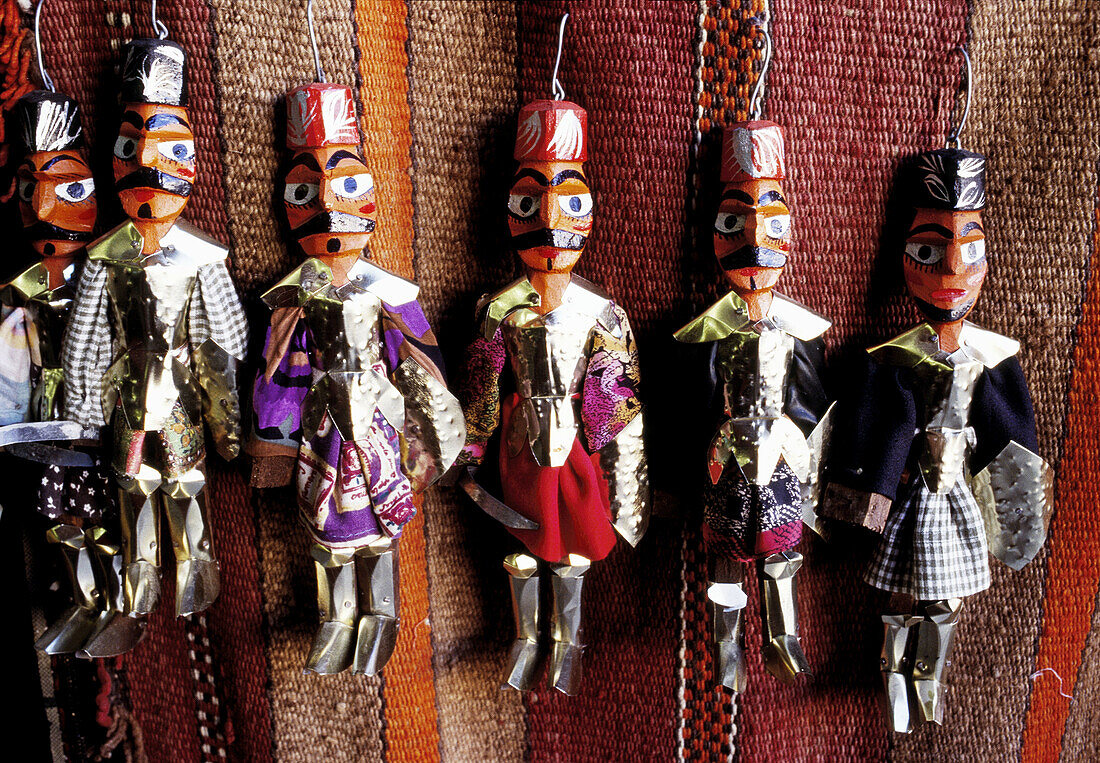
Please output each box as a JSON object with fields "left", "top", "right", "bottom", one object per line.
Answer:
{"left": 352, "top": 2, "right": 441, "bottom": 761}
{"left": 1021, "top": 186, "right": 1100, "bottom": 761}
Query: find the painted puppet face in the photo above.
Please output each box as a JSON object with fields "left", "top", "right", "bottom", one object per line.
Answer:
{"left": 507, "top": 160, "right": 593, "bottom": 274}
{"left": 903, "top": 207, "right": 987, "bottom": 323}
{"left": 113, "top": 103, "right": 195, "bottom": 230}
{"left": 283, "top": 144, "right": 376, "bottom": 258}
{"left": 713, "top": 177, "right": 790, "bottom": 295}
{"left": 16, "top": 149, "right": 96, "bottom": 258}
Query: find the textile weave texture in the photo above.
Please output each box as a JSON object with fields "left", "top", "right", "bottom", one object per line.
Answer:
{"left": 1, "top": 0, "right": 1098, "bottom": 761}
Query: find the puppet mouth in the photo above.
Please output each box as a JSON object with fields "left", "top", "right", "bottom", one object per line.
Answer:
{"left": 138, "top": 203, "right": 153, "bottom": 219}
{"left": 931, "top": 289, "right": 967, "bottom": 301}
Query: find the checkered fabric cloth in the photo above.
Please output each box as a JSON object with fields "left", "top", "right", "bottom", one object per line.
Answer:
{"left": 62, "top": 245, "right": 248, "bottom": 430}
{"left": 866, "top": 476, "right": 992, "bottom": 600}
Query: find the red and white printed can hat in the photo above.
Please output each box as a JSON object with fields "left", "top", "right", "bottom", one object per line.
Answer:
{"left": 514, "top": 99, "right": 588, "bottom": 162}
{"left": 286, "top": 83, "right": 360, "bottom": 149}
{"left": 720, "top": 120, "right": 786, "bottom": 183}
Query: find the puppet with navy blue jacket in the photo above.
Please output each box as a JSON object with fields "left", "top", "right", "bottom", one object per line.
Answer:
{"left": 823, "top": 147, "right": 1053, "bottom": 734}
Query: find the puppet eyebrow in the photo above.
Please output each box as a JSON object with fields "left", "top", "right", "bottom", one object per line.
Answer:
{"left": 721, "top": 189, "right": 753, "bottom": 204}
{"left": 146, "top": 113, "right": 190, "bottom": 130}
{"left": 121, "top": 111, "right": 143, "bottom": 129}
{"left": 961, "top": 221, "right": 984, "bottom": 235}
{"left": 758, "top": 190, "right": 786, "bottom": 205}
{"left": 325, "top": 150, "right": 362, "bottom": 170}
{"left": 512, "top": 168, "right": 549, "bottom": 186}
{"left": 40, "top": 154, "right": 83, "bottom": 170}
{"left": 908, "top": 223, "right": 954, "bottom": 238}
{"left": 550, "top": 169, "right": 587, "bottom": 186}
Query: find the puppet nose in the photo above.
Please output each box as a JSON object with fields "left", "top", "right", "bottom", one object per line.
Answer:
{"left": 943, "top": 241, "right": 966, "bottom": 274}
{"left": 34, "top": 184, "right": 55, "bottom": 219}
{"left": 138, "top": 138, "right": 158, "bottom": 166}
{"left": 540, "top": 195, "right": 560, "bottom": 229}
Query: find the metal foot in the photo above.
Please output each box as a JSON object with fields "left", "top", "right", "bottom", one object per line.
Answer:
{"left": 502, "top": 553, "right": 544, "bottom": 691}
{"left": 548, "top": 555, "right": 588, "bottom": 696}
{"left": 880, "top": 614, "right": 920, "bottom": 734}
{"left": 760, "top": 552, "right": 811, "bottom": 684}
{"left": 912, "top": 599, "right": 962, "bottom": 725}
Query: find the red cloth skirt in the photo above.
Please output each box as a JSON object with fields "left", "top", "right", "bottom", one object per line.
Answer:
{"left": 499, "top": 394, "right": 616, "bottom": 563}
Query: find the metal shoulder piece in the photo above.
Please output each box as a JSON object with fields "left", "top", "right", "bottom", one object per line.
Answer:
{"left": 476, "top": 277, "right": 541, "bottom": 340}
{"left": 957, "top": 321, "right": 1020, "bottom": 368}
{"left": 673, "top": 290, "right": 753, "bottom": 344}
{"left": 160, "top": 220, "right": 229, "bottom": 266}
{"left": 1, "top": 262, "right": 50, "bottom": 304}
{"left": 562, "top": 275, "right": 623, "bottom": 338}
{"left": 346, "top": 258, "right": 419, "bottom": 305}
{"left": 88, "top": 221, "right": 143, "bottom": 263}
{"left": 867, "top": 324, "right": 948, "bottom": 370}
{"left": 391, "top": 356, "right": 465, "bottom": 493}
{"left": 972, "top": 440, "right": 1054, "bottom": 571}
{"left": 767, "top": 293, "right": 832, "bottom": 342}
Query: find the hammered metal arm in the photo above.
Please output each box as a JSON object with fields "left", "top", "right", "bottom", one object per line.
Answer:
{"left": 972, "top": 440, "right": 1053, "bottom": 571}
{"left": 193, "top": 338, "right": 241, "bottom": 461}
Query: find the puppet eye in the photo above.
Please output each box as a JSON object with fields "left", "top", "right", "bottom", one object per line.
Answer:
{"left": 764, "top": 214, "right": 790, "bottom": 238}
{"left": 113, "top": 136, "right": 137, "bottom": 161}
{"left": 284, "top": 182, "right": 320, "bottom": 206}
{"left": 331, "top": 173, "right": 374, "bottom": 200}
{"left": 158, "top": 140, "right": 195, "bottom": 162}
{"left": 714, "top": 212, "right": 746, "bottom": 234}
{"left": 55, "top": 178, "right": 95, "bottom": 203}
{"left": 17, "top": 178, "right": 36, "bottom": 202}
{"left": 558, "top": 193, "right": 592, "bottom": 218}
{"left": 905, "top": 242, "right": 945, "bottom": 265}
{"left": 507, "top": 193, "right": 539, "bottom": 219}
{"left": 961, "top": 239, "right": 986, "bottom": 264}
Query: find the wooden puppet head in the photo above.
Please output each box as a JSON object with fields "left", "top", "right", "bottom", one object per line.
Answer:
{"left": 12, "top": 91, "right": 96, "bottom": 259}
{"left": 714, "top": 120, "right": 790, "bottom": 298}
{"left": 282, "top": 83, "right": 376, "bottom": 261}
{"left": 507, "top": 100, "right": 593, "bottom": 276}
{"left": 114, "top": 39, "right": 194, "bottom": 252}
{"left": 902, "top": 148, "right": 987, "bottom": 325}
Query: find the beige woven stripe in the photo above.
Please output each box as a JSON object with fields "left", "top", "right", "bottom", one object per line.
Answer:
{"left": 209, "top": 1, "right": 386, "bottom": 759}
{"left": 890, "top": 2, "right": 1099, "bottom": 759}
{"left": 405, "top": 2, "right": 527, "bottom": 760}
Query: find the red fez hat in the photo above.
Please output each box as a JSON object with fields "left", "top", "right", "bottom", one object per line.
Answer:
{"left": 720, "top": 120, "right": 785, "bottom": 183}
{"left": 514, "top": 99, "right": 587, "bottom": 162}
{"left": 286, "top": 83, "right": 360, "bottom": 149}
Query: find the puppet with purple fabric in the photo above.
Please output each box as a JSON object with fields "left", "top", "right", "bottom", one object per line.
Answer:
{"left": 248, "top": 81, "right": 463, "bottom": 677}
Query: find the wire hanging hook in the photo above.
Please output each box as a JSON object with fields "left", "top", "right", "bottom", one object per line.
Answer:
{"left": 150, "top": 0, "right": 169, "bottom": 39}
{"left": 33, "top": 0, "right": 55, "bottom": 92}
{"left": 550, "top": 13, "right": 569, "bottom": 101}
{"left": 306, "top": 0, "right": 327, "bottom": 83}
{"left": 748, "top": 15, "right": 773, "bottom": 121}
{"left": 946, "top": 45, "right": 972, "bottom": 149}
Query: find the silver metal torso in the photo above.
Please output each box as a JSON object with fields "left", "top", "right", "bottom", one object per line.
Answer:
{"left": 501, "top": 302, "right": 596, "bottom": 468}
{"left": 914, "top": 351, "right": 984, "bottom": 494}
{"left": 714, "top": 322, "right": 794, "bottom": 419}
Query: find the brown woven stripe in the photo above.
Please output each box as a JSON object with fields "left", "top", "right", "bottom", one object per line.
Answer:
{"left": 405, "top": 2, "right": 528, "bottom": 760}
{"left": 208, "top": 0, "right": 386, "bottom": 759}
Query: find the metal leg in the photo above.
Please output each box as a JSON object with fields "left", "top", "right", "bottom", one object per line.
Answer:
{"left": 911, "top": 598, "right": 963, "bottom": 725}
{"left": 163, "top": 466, "right": 219, "bottom": 616}
{"left": 34, "top": 525, "right": 100, "bottom": 654}
{"left": 116, "top": 465, "right": 163, "bottom": 616}
{"left": 879, "top": 614, "right": 920, "bottom": 734}
{"left": 759, "top": 551, "right": 812, "bottom": 683}
{"left": 548, "top": 554, "right": 589, "bottom": 696}
{"left": 501, "top": 553, "right": 544, "bottom": 691}
{"left": 352, "top": 538, "right": 400, "bottom": 676}
{"left": 709, "top": 556, "right": 748, "bottom": 692}
{"left": 305, "top": 544, "right": 357, "bottom": 674}
{"left": 79, "top": 526, "right": 147, "bottom": 658}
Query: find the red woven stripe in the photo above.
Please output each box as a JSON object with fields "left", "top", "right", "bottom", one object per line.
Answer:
{"left": 515, "top": 2, "right": 694, "bottom": 759}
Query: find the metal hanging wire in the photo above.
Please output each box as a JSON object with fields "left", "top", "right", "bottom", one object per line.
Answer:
{"left": 551, "top": 13, "right": 569, "bottom": 101}
{"left": 33, "top": 0, "right": 55, "bottom": 92}
{"left": 946, "top": 45, "right": 973, "bottom": 149}
{"left": 150, "top": 0, "right": 169, "bottom": 39}
{"left": 306, "top": 0, "right": 327, "bottom": 83}
{"left": 748, "top": 16, "right": 773, "bottom": 121}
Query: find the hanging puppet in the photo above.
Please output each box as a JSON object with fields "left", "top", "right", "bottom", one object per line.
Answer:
{"left": 0, "top": 84, "right": 144, "bottom": 657}
{"left": 248, "top": 15, "right": 464, "bottom": 675}
{"left": 453, "top": 15, "right": 650, "bottom": 696}
{"left": 674, "top": 24, "right": 832, "bottom": 690}
{"left": 62, "top": 34, "right": 248, "bottom": 642}
{"left": 822, "top": 50, "right": 1053, "bottom": 732}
